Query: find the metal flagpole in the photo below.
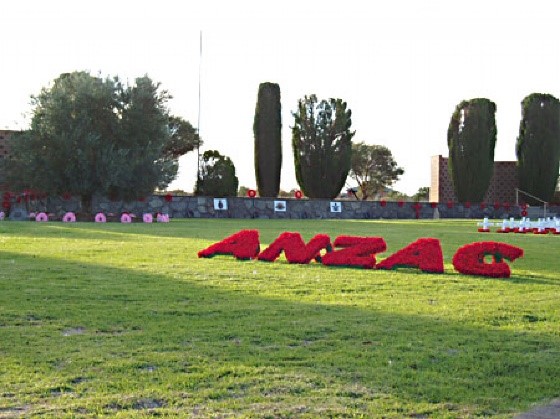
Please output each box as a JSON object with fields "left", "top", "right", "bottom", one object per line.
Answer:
{"left": 197, "top": 30, "right": 202, "bottom": 181}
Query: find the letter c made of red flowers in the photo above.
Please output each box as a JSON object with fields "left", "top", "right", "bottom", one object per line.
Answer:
{"left": 452, "top": 241, "right": 524, "bottom": 278}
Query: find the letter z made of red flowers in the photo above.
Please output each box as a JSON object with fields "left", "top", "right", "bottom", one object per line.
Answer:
{"left": 321, "top": 236, "right": 387, "bottom": 269}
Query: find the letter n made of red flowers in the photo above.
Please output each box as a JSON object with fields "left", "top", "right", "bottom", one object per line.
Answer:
{"left": 258, "top": 232, "right": 332, "bottom": 264}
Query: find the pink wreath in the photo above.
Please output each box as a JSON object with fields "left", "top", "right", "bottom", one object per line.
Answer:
{"left": 157, "top": 213, "right": 170, "bottom": 223}
{"left": 35, "top": 212, "right": 48, "bottom": 222}
{"left": 143, "top": 213, "right": 153, "bottom": 223}
{"left": 121, "top": 213, "right": 132, "bottom": 223}
{"left": 94, "top": 212, "right": 107, "bottom": 223}
{"left": 62, "top": 212, "right": 76, "bottom": 223}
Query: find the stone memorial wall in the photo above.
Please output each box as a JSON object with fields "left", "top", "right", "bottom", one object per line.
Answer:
{"left": 6, "top": 194, "right": 556, "bottom": 221}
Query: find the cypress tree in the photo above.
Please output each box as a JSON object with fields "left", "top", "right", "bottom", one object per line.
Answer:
{"left": 516, "top": 93, "right": 560, "bottom": 204}
{"left": 447, "top": 98, "right": 497, "bottom": 202}
{"left": 292, "top": 95, "right": 354, "bottom": 199}
{"left": 253, "top": 82, "right": 282, "bottom": 197}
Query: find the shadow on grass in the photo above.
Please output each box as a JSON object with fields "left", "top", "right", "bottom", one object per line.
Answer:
{"left": 0, "top": 251, "right": 559, "bottom": 416}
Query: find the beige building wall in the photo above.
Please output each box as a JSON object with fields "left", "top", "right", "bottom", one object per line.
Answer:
{"left": 430, "top": 155, "right": 518, "bottom": 203}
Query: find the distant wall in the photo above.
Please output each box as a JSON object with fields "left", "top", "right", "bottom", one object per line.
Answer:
{"left": 7, "top": 194, "right": 554, "bottom": 221}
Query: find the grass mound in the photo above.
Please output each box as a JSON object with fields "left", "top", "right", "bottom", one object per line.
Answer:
{"left": 0, "top": 219, "right": 558, "bottom": 417}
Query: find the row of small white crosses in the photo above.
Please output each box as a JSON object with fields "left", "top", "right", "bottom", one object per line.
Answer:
{"left": 478, "top": 217, "right": 560, "bottom": 233}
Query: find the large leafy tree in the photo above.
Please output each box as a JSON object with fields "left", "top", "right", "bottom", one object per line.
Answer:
{"left": 164, "top": 116, "right": 201, "bottom": 159}
{"left": 254, "top": 82, "right": 282, "bottom": 197}
{"left": 292, "top": 94, "right": 355, "bottom": 199}
{"left": 516, "top": 93, "right": 560, "bottom": 204}
{"left": 5, "top": 71, "right": 197, "bottom": 213}
{"left": 349, "top": 142, "right": 404, "bottom": 200}
{"left": 195, "top": 150, "right": 239, "bottom": 197}
{"left": 447, "top": 98, "right": 497, "bottom": 202}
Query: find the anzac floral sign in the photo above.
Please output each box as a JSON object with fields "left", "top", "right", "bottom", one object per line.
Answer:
{"left": 198, "top": 230, "right": 524, "bottom": 278}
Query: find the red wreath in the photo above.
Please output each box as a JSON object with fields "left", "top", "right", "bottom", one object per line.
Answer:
{"left": 464, "top": 202, "right": 471, "bottom": 208}
{"left": 164, "top": 193, "right": 173, "bottom": 202}
{"left": 452, "top": 241, "right": 524, "bottom": 278}
{"left": 412, "top": 202, "right": 422, "bottom": 219}
{"left": 430, "top": 202, "right": 437, "bottom": 208}
{"left": 294, "top": 190, "right": 303, "bottom": 199}
{"left": 247, "top": 189, "right": 257, "bottom": 198}
{"left": 521, "top": 210, "right": 528, "bottom": 217}
{"left": 397, "top": 200, "right": 404, "bottom": 207}
{"left": 380, "top": 200, "right": 387, "bottom": 207}
{"left": 503, "top": 202, "right": 510, "bottom": 210}
{"left": 2, "top": 201, "right": 10, "bottom": 209}
{"left": 480, "top": 202, "right": 486, "bottom": 209}
{"left": 446, "top": 201, "right": 454, "bottom": 209}
{"left": 493, "top": 202, "right": 500, "bottom": 210}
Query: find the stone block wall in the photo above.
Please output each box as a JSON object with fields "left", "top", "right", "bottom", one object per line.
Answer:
{"left": 8, "top": 194, "right": 555, "bottom": 221}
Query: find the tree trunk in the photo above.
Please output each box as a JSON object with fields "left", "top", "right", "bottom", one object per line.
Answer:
{"left": 80, "top": 194, "right": 93, "bottom": 218}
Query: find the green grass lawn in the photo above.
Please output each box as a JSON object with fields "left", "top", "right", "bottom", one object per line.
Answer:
{"left": 0, "top": 219, "right": 559, "bottom": 417}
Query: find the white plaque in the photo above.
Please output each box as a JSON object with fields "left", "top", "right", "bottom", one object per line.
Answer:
{"left": 330, "top": 202, "right": 342, "bottom": 213}
{"left": 213, "top": 198, "right": 228, "bottom": 210}
{"left": 274, "top": 200, "right": 287, "bottom": 212}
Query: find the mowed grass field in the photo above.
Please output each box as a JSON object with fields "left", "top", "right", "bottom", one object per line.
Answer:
{"left": 0, "top": 218, "right": 559, "bottom": 418}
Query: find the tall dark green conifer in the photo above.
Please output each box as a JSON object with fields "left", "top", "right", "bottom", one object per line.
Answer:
{"left": 516, "top": 93, "right": 560, "bottom": 204}
{"left": 253, "top": 82, "right": 282, "bottom": 197}
{"left": 291, "top": 95, "right": 354, "bottom": 199}
{"left": 447, "top": 98, "right": 497, "bottom": 202}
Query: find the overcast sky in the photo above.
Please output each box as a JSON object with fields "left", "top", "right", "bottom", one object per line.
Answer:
{"left": 3, "top": 0, "right": 560, "bottom": 195}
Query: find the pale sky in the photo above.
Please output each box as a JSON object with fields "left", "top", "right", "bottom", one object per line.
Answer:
{"left": 3, "top": 0, "right": 560, "bottom": 195}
